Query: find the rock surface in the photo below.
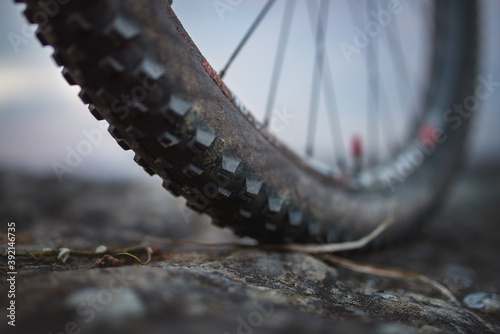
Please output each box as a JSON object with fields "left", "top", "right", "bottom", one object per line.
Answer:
{"left": 1, "top": 166, "right": 499, "bottom": 334}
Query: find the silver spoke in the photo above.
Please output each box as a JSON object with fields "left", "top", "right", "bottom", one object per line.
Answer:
{"left": 219, "top": 0, "right": 276, "bottom": 79}
{"left": 366, "top": 0, "right": 379, "bottom": 166}
{"left": 378, "top": 78, "right": 399, "bottom": 154}
{"left": 386, "top": 15, "right": 422, "bottom": 143}
{"left": 305, "top": 0, "right": 346, "bottom": 168}
{"left": 264, "top": 0, "right": 296, "bottom": 128}
{"left": 305, "top": 0, "right": 330, "bottom": 158}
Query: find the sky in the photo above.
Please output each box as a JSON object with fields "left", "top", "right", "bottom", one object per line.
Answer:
{"left": 0, "top": 0, "right": 498, "bottom": 184}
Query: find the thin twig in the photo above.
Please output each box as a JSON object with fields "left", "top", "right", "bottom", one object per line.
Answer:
{"left": 24, "top": 249, "right": 38, "bottom": 261}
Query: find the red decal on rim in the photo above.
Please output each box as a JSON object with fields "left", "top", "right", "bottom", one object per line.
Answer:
{"left": 418, "top": 123, "right": 439, "bottom": 146}
{"left": 352, "top": 135, "right": 362, "bottom": 158}
{"left": 202, "top": 60, "right": 230, "bottom": 98}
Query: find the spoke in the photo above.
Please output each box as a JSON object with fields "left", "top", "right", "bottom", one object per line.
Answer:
{"left": 386, "top": 20, "right": 412, "bottom": 96}
{"left": 385, "top": 16, "right": 420, "bottom": 144}
{"left": 305, "top": 0, "right": 346, "bottom": 168}
{"left": 366, "top": 0, "right": 379, "bottom": 166}
{"left": 264, "top": 0, "right": 296, "bottom": 128}
{"left": 387, "top": 1, "right": 434, "bottom": 144}
{"left": 219, "top": 0, "right": 276, "bottom": 79}
{"left": 385, "top": 19, "right": 409, "bottom": 144}
{"left": 413, "top": 2, "right": 436, "bottom": 130}
{"left": 378, "top": 78, "right": 398, "bottom": 154}
{"left": 305, "top": 0, "right": 330, "bottom": 158}
{"left": 346, "top": 0, "right": 363, "bottom": 24}
{"left": 322, "top": 50, "right": 347, "bottom": 168}
{"left": 346, "top": 0, "right": 366, "bottom": 169}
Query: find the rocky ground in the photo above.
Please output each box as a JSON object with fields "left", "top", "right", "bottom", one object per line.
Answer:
{"left": 0, "top": 165, "right": 499, "bottom": 334}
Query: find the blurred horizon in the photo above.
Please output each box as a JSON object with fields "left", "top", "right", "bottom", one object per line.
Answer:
{"left": 0, "top": 0, "right": 498, "bottom": 184}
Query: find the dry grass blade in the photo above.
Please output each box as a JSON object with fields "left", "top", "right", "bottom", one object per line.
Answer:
{"left": 318, "top": 253, "right": 460, "bottom": 306}
{"left": 141, "top": 206, "right": 460, "bottom": 306}
{"left": 143, "top": 206, "right": 398, "bottom": 254}
{"left": 264, "top": 208, "right": 396, "bottom": 253}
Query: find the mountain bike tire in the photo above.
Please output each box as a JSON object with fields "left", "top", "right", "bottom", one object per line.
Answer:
{"left": 17, "top": 0, "right": 478, "bottom": 245}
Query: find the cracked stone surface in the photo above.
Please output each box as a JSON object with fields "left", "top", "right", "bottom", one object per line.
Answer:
{"left": 0, "top": 166, "right": 499, "bottom": 333}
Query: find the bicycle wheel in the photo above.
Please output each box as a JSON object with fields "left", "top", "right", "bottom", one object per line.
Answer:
{"left": 16, "top": 0, "right": 478, "bottom": 245}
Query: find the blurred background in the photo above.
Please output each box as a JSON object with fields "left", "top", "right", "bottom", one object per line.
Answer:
{"left": 0, "top": 1, "right": 498, "bottom": 236}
